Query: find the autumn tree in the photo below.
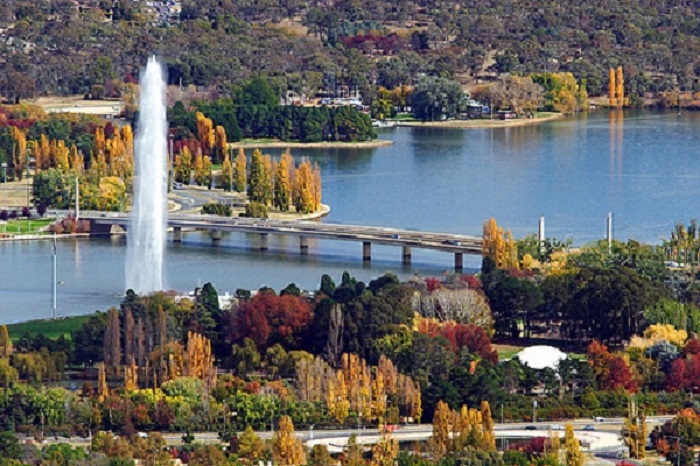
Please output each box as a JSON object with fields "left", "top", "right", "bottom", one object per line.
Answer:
{"left": 481, "top": 401, "right": 496, "bottom": 451}
{"left": 344, "top": 434, "right": 366, "bottom": 466}
{"left": 609, "top": 68, "right": 616, "bottom": 107}
{"left": 194, "top": 151, "right": 204, "bottom": 186}
{"left": 616, "top": 66, "right": 624, "bottom": 108}
{"left": 237, "top": 426, "right": 267, "bottom": 463}
{"left": 196, "top": 112, "right": 214, "bottom": 156}
{"left": 214, "top": 125, "right": 227, "bottom": 164}
{"left": 103, "top": 307, "right": 121, "bottom": 378}
{"left": 233, "top": 148, "right": 247, "bottom": 192}
{"left": 274, "top": 155, "right": 291, "bottom": 211}
{"left": 429, "top": 400, "right": 451, "bottom": 460}
{"left": 222, "top": 152, "right": 233, "bottom": 192}
{"left": 272, "top": 416, "right": 305, "bottom": 466}
{"left": 564, "top": 424, "right": 582, "bottom": 466}
{"left": 0, "top": 326, "right": 12, "bottom": 358}
{"left": 370, "top": 432, "right": 398, "bottom": 466}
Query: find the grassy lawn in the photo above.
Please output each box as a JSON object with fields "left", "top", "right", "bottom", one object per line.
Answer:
{"left": 2, "top": 218, "right": 54, "bottom": 234}
{"left": 6, "top": 315, "right": 90, "bottom": 341}
{"left": 494, "top": 344, "right": 524, "bottom": 360}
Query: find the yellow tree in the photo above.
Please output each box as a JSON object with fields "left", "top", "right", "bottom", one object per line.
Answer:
{"left": 504, "top": 230, "right": 519, "bottom": 269}
{"left": 616, "top": 66, "right": 624, "bottom": 108}
{"left": 262, "top": 154, "right": 274, "bottom": 206}
{"left": 122, "top": 124, "right": 134, "bottom": 161}
{"left": 372, "top": 368, "right": 387, "bottom": 429}
{"left": 430, "top": 400, "right": 451, "bottom": 460}
{"left": 481, "top": 401, "right": 496, "bottom": 451}
{"left": 233, "top": 148, "right": 247, "bottom": 193}
{"left": 196, "top": 112, "right": 215, "bottom": 156}
{"left": 274, "top": 155, "right": 291, "bottom": 211}
{"left": 272, "top": 416, "right": 306, "bottom": 466}
{"left": 202, "top": 156, "right": 212, "bottom": 188}
{"left": 97, "top": 362, "right": 109, "bottom": 402}
{"left": 9, "top": 126, "right": 27, "bottom": 179}
{"left": 40, "top": 134, "right": 50, "bottom": 170}
{"left": 222, "top": 152, "right": 233, "bottom": 192}
{"left": 69, "top": 145, "right": 82, "bottom": 174}
{"left": 178, "top": 146, "right": 192, "bottom": 184}
{"left": 194, "top": 151, "right": 205, "bottom": 186}
{"left": 313, "top": 163, "right": 322, "bottom": 211}
{"left": 565, "top": 423, "right": 583, "bottom": 466}
{"left": 370, "top": 432, "right": 398, "bottom": 466}
{"left": 293, "top": 160, "right": 314, "bottom": 214}
{"left": 609, "top": 69, "right": 616, "bottom": 107}
{"left": 214, "top": 126, "right": 227, "bottom": 163}
{"left": 0, "top": 325, "right": 12, "bottom": 358}
{"left": 124, "top": 356, "right": 138, "bottom": 391}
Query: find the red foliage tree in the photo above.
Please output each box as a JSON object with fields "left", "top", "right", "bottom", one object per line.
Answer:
{"left": 236, "top": 291, "right": 313, "bottom": 350}
{"left": 460, "top": 274, "right": 482, "bottom": 291}
{"left": 685, "top": 354, "right": 700, "bottom": 393}
{"left": 665, "top": 358, "right": 687, "bottom": 392}
{"left": 685, "top": 339, "right": 700, "bottom": 356}
{"left": 602, "top": 356, "right": 637, "bottom": 392}
{"left": 424, "top": 277, "right": 441, "bottom": 292}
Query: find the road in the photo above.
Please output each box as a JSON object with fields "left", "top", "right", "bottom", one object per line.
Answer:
{"left": 33, "top": 415, "right": 673, "bottom": 455}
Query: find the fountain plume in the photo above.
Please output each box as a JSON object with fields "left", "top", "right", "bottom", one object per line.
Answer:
{"left": 125, "top": 56, "right": 167, "bottom": 293}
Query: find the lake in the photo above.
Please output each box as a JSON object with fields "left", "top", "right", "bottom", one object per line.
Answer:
{"left": 1, "top": 110, "right": 699, "bottom": 322}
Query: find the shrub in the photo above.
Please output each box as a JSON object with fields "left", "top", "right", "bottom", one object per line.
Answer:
{"left": 202, "top": 203, "right": 232, "bottom": 217}
{"left": 8, "top": 210, "right": 17, "bottom": 219}
{"left": 36, "top": 203, "right": 47, "bottom": 217}
{"left": 21, "top": 207, "right": 30, "bottom": 218}
{"left": 0, "top": 210, "right": 7, "bottom": 221}
{"left": 244, "top": 202, "right": 268, "bottom": 219}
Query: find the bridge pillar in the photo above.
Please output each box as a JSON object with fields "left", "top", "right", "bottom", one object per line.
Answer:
{"left": 173, "top": 227, "right": 182, "bottom": 243}
{"left": 299, "top": 236, "right": 309, "bottom": 254}
{"left": 454, "top": 253, "right": 464, "bottom": 271}
{"left": 259, "top": 233, "right": 269, "bottom": 251}
{"left": 211, "top": 229, "right": 222, "bottom": 243}
{"left": 363, "top": 241, "right": 372, "bottom": 261}
{"left": 402, "top": 246, "right": 412, "bottom": 264}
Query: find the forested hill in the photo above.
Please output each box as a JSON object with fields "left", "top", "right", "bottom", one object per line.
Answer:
{"left": 1, "top": 0, "right": 698, "bottom": 101}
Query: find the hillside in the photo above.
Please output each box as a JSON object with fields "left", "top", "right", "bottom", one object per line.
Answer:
{"left": 0, "top": 0, "right": 698, "bottom": 102}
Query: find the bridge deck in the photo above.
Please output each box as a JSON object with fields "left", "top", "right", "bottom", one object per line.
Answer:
{"left": 83, "top": 212, "right": 483, "bottom": 254}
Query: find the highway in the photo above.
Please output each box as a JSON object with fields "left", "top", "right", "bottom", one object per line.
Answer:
{"left": 32, "top": 416, "right": 674, "bottom": 455}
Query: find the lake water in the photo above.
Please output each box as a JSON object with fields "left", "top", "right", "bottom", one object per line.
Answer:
{"left": 2, "top": 110, "right": 699, "bottom": 322}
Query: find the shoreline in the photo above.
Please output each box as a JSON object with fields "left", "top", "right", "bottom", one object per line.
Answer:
{"left": 230, "top": 140, "right": 393, "bottom": 149}
{"left": 396, "top": 112, "right": 564, "bottom": 129}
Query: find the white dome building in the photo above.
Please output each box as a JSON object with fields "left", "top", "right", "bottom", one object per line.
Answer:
{"left": 515, "top": 345, "right": 567, "bottom": 370}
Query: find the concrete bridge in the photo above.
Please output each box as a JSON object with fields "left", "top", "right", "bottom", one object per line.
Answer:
{"left": 83, "top": 212, "right": 483, "bottom": 270}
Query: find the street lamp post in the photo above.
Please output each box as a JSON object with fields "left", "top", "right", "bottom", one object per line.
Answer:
{"left": 168, "top": 133, "right": 174, "bottom": 192}
{"left": 52, "top": 233, "right": 57, "bottom": 320}
{"left": 1, "top": 162, "right": 6, "bottom": 210}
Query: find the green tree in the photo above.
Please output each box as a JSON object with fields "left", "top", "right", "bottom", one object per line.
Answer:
{"left": 411, "top": 76, "right": 467, "bottom": 121}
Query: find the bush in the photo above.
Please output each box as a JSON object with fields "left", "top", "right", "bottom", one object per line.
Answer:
{"left": 0, "top": 210, "right": 7, "bottom": 221}
{"left": 22, "top": 207, "right": 30, "bottom": 218}
{"left": 202, "top": 203, "right": 232, "bottom": 217}
{"left": 36, "top": 203, "right": 47, "bottom": 217}
{"left": 8, "top": 210, "right": 17, "bottom": 219}
{"left": 243, "top": 202, "right": 268, "bottom": 219}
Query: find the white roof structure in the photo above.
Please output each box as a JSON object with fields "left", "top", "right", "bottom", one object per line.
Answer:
{"left": 515, "top": 345, "right": 567, "bottom": 370}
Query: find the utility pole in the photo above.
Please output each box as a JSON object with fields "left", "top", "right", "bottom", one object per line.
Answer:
{"left": 52, "top": 233, "right": 57, "bottom": 320}
{"left": 75, "top": 176, "right": 79, "bottom": 221}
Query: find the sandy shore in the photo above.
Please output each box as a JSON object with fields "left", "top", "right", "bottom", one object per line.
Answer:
{"left": 230, "top": 140, "right": 393, "bottom": 149}
{"left": 397, "top": 112, "right": 564, "bottom": 129}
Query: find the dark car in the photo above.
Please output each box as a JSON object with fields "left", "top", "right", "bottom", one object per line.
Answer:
{"left": 525, "top": 425, "right": 538, "bottom": 431}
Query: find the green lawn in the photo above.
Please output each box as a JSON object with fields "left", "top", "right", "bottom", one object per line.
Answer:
{"left": 494, "top": 344, "right": 524, "bottom": 360}
{"left": 2, "top": 218, "right": 54, "bottom": 234}
{"left": 6, "top": 315, "right": 90, "bottom": 341}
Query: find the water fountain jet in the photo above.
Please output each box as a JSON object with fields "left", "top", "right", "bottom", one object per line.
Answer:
{"left": 125, "top": 56, "right": 167, "bottom": 293}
